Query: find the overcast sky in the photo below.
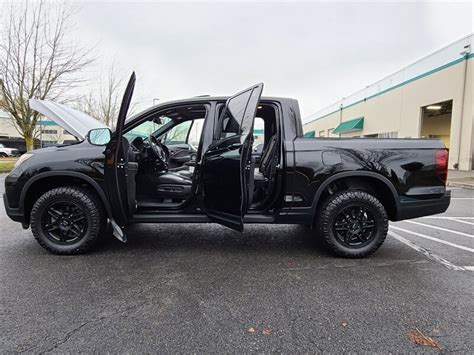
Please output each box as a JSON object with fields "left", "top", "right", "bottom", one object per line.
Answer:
{"left": 71, "top": 1, "right": 472, "bottom": 119}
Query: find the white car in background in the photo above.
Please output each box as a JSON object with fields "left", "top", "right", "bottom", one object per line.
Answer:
{"left": 0, "top": 143, "right": 20, "bottom": 157}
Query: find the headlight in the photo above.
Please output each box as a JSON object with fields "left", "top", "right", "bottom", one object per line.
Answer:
{"left": 14, "top": 153, "right": 33, "bottom": 169}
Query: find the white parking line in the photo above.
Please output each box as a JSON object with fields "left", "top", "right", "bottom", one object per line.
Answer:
{"left": 390, "top": 226, "right": 474, "bottom": 253}
{"left": 451, "top": 198, "right": 474, "bottom": 200}
{"left": 388, "top": 231, "right": 465, "bottom": 271}
{"left": 421, "top": 216, "right": 474, "bottom": 220}
{"left": 463, "top": 266, "right": 474, "bottom": 271}
{"left": 450, "top": 219, "right": 474, "bottom": 226}
{"left": 404, "top": 220, "right": 474, "bottom": 238}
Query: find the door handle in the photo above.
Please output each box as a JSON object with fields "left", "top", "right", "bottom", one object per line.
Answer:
{"left": 207, "top": 155, "right": 224, "bottom": 162}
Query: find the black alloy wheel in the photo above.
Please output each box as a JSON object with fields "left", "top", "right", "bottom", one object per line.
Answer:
{"left": 317, "top": 190, "right": 388, "bottom": 258}
{"left": 332, "top": 205, "right": 377, "bottom": 248}
{"left": 31, "top": 186, "right": 105, "bottom": 254}
{"left": 41, "top": 201, "right": 88, "bottom": 245}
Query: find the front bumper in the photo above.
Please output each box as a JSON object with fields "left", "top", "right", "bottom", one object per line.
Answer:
{"left": 394, "top": 190, "right": 451, "bottom": 221}
{"left": 3, "top": 192, "right": 26, "bottom": 225}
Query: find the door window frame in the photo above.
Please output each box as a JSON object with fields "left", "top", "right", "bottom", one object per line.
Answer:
{"left": 213, "top": 101, "right": 281, "bottom": 146}
{"left": 122, "top": 102, "right": 211, "bottom": 158}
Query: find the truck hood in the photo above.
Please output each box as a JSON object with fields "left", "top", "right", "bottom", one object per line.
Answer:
{"left": 29, "top": 99, "right": 106, "bottom": 140}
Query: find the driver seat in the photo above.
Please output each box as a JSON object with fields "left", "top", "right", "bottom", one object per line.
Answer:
{"left": 155, "top": 171, "right": 193, "bottom": 199}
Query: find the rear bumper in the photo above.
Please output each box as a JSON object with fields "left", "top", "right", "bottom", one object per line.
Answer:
{"left": 3, "top": 192, "right": 26, "bottom": 225}
{"left": 394, "top": 190, "right": 451, "bottom": 221}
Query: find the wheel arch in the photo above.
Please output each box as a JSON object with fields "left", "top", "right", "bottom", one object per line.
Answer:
{"left": 20, "top": 171, "right": 113, "bottom": 224}
{"left": 311, "top": 171, "right": 399, "bottom": 220}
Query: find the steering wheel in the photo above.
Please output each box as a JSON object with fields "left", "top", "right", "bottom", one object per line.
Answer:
{"left": 148, "top": 134, "right": 169, "bottom": 167}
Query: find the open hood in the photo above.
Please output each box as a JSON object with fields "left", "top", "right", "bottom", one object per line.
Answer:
{"left": 29, "top": 99, "right": 106, "bottom": 140}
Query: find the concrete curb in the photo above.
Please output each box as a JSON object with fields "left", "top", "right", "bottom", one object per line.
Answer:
{"left": 447, "top": 181, "right": 474, "bottom": 190}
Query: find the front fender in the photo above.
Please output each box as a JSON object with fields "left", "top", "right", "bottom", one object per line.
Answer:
{"left": 19, "top": 171, "right": 113, "bottom": 221}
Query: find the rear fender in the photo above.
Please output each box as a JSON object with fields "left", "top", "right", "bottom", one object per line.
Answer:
{"left": 310, "top": 171, "right": 399, "bottom": 216}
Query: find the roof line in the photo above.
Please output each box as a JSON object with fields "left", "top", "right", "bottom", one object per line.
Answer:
{"left": 304, "top": 34, "right": 473, "bottom": 125}
{"left": 304, "top": 51, "right": 473, "bottom": 125}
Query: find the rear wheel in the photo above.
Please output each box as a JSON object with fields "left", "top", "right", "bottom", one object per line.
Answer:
{"left": 317, "top": 190, "right": 388, "bottom": 258}
{"left": 0, "top": 152, "right": 8, "bottom": 157}
{"left": 30, "top": 186, "right": 106, "bottom": 255}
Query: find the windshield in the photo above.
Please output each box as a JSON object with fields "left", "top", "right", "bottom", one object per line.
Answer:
{"left": 124, "top": 116, "right": 173, "bottom": 141}
{"left": 0, "top": 144, "right": 4, "bottom": 148}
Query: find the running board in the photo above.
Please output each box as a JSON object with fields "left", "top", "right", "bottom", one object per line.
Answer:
{"left": 131, "top": 213, "right": 275, "bottom": 224}
{"left": 110, "top": 219, "right": 127, "bottom": 243}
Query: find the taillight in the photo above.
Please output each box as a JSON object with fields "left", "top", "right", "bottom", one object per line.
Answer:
{"left": 435, "top": 149, "right": 448, "bottom": 183}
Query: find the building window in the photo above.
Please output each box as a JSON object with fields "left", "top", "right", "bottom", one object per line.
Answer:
{"left": 42, "top": 129, "right": 58, "bottom": 135}
{"left": 319, "top": 130, "right": 325, "bottom": 137}
{"left": 378, "top": 132, "right": 398, "bottom": 138}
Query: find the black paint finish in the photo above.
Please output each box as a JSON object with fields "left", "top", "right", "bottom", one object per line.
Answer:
{"left": 3, "top": 96, "right": 450, "bottom": 230}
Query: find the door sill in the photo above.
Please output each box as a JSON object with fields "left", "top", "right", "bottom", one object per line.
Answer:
{"left": 131, "top": 213, "right": 275, "bottom": 224}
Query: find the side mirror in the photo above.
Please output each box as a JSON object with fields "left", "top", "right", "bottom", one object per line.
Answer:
{"left": 87, "top": 128, "right": 112, "bottom": 146}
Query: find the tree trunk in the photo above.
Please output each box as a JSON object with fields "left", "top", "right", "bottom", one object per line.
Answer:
{"left": 24, "top": 136, "right": 34, "bottom": 151}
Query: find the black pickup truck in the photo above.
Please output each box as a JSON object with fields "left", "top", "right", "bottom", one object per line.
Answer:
{"left": 3, "top": 73, "right": 450, "bottom": 257}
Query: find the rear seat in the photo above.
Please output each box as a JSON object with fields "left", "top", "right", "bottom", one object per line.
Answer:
{"left": 254, "top": 135, "right": 277, "bottom": 187}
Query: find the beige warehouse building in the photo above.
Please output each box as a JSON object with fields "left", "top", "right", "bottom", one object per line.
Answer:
{"left": 0, "top": 109, "right": 76, "bottom": 151}
{"left": 303, "top": 34, "right": 473, "bottom": 171}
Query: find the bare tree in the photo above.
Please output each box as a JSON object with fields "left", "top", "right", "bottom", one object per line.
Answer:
{"left": 0, "top": 1, "right": 93, "bottom": 150}
{"left": 80, "top": 64, "right": 123, "bottom": 128}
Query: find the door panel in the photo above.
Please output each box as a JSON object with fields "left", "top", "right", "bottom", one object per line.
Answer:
{"left": 167, "top": 144, "right": 195, "bottom": 169}
{"left": 104, "top": 72, "right": 136, "bottom": 232}
{"left": 202, "top": 83, "right": 264, "bottom": 231}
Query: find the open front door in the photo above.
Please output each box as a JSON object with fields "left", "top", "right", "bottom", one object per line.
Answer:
{"left": 201, "top": 83, "right": 264, "bottom": 231}
{"left": 104, "top": 72, "right": 136, "bottom": 241}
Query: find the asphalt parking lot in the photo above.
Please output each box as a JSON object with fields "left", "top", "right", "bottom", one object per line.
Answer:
{"left": 0, "top": 174, "right": 472, "bottom": 353}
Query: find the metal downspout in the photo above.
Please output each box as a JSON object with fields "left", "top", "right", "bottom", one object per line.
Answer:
{"left": 456, "top": 44, "right": 471, "bottom": 169}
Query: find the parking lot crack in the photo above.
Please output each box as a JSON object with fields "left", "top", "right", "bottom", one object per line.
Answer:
{"left": 36, "top": 297, "right": 151, "bottom": 353}
{"left": 40, "top": 321, "right": 91, "bottom": 354}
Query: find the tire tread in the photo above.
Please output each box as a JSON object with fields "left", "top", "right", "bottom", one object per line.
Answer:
{"left": 30, "top": 186, "right": 105, "bottom": 255}
{"left": 317, "top": 190, "right": 388, "bottom": 258}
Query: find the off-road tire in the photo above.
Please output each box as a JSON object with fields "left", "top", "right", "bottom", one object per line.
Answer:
{"left": 30, "top": 186, "right": 106, "bottom": 255}
{"left": 0, "top": 152, "right": 8, "bottom": 157}
{"left": 317, "top": 190, "right": 388, "bottom": 258}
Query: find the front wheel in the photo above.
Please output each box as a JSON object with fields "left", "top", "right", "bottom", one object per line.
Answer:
{"left": 317, "top": 190, "right": 388, "bottom": 258}
{"left": 30, "top": 187, "right": 106, "bottom": 255}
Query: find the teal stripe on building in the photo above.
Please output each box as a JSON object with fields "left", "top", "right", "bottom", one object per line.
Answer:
{"left": 305, "top": 52, "right": 474, "bottom": 125}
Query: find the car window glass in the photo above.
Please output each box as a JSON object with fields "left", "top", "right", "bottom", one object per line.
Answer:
{"left": 253, "top": 117, "right": 264, "bottom": 146}
{"left": 124, "top": 116, "right": 171, "bottom": 141}
{"left": 188, "top": 119, "right": 204, "bottom": 148}
{"left": 219, "top": 110, "right": 240, "bottom": 139}
{"left": 217, "top": 90, "right": 252, "bottom": 139}
{"left": 227, "top": 90, "right": 251, "bottom": 126}
{"left": 162, "top": 120, "right": 192, "bottom": 145}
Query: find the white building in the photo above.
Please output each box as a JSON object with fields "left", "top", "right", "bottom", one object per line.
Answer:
{"left": 303, "top": 34, "right": 474, "bottom": 171}
{"left": 0, "top": 109, "right": 76, "bottom": 149}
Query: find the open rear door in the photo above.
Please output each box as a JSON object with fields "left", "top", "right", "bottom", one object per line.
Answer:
{"left": 104, "top": 72, "right": 136, "bottom": 241}
{"left": 201, "top": 83, "right": 264, "bottom": 231}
